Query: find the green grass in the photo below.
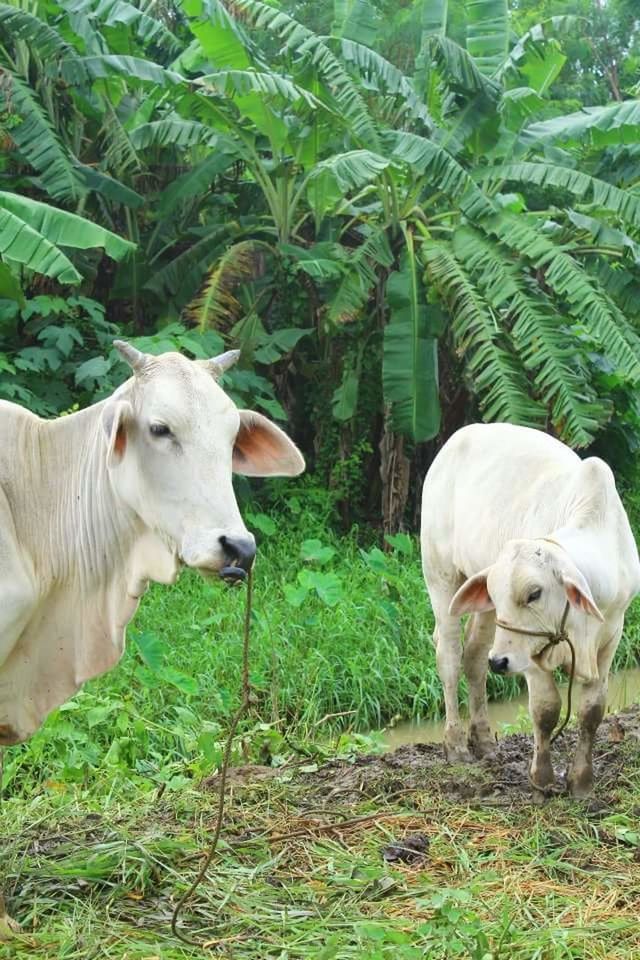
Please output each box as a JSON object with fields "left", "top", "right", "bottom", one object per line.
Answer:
{"left": 2, "top": 493, "right": 640, "bottom": 958}
{"left": 2, "top": 737, "right": 640, "bottom": 958}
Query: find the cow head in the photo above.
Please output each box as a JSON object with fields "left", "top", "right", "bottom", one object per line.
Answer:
{"left": 449, "top": 540, "right": 603, "bottom": 674}
{"left": 101, "top": 341, "right": 304, "bottom": 577}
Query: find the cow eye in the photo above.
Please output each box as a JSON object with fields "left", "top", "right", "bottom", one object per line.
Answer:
{"left": 527, "top": 587, "right": 542, "bottom": 603}
{"left": 150, "top": 423, "right": 172, "bottom": 438}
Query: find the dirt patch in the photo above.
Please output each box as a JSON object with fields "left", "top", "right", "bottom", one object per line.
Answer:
{"left": 298, "top": 705, "right": 640, "bottom": 806}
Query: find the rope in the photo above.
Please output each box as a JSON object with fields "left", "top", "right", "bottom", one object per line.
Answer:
{"left": 495, "top": 600, "right": 576, "bottom": 744}
{"left": 171, "top": 567, "right": 253, "bottom": 947}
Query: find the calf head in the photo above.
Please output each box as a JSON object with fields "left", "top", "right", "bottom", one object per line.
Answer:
{"left": 101, "top": 341, "right": 304, "bottom": 576}
{"left": 449, "top": 540, "right": 603, "bottom": 675}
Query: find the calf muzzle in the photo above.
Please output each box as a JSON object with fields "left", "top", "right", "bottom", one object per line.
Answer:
{"left": 489, "top": 655, "right": 509, "bottom": 675}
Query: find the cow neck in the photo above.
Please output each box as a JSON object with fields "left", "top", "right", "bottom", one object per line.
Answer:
{"left": 37, "top": 401, "right": 140, "bottom": 589}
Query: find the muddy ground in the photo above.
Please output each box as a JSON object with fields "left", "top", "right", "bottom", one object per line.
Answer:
{"left": 217, "top": 705, "right": 640, "bottom": 812}
{"left": 298, "top": 706, "right": 640, "bottom": 808}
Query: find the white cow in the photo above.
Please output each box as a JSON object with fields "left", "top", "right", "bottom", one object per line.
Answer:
{"left": 421, "top": 423, "right": 640, "bottom": 797}
{"left": 0, "top": 341, "right": 304, "bottom": 933}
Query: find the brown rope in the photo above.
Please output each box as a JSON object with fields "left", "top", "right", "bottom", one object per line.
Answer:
{"left": 495, "top": 600, "right": 576, "bottom": 744}
{"left": 171, "top": 567, "right": 253, "bottom": 947}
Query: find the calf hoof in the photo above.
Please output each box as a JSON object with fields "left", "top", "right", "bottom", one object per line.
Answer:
{"left": 469, "top": 728, "right": 497, "bottom": 760}
{"left": 445, "top": 745, "right": 474, "bottom": 764}
{"left": 567, "top": 767, "right": 594, "bottom": 798}
{"left": 444, "top": 725, "right": 474, "bottom": 764}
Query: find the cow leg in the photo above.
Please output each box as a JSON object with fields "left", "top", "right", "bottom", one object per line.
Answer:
{"left": 0, "top": 891, "right": 19, "bottom": 939}
{"left": 525, "top": 665, "right": 561, "bottom": 789}
{"left": 431, "top": 591, "right": 472, "bottom": 763}
{"left": 463, "top": 612, "right": 496, "bottom": 758}
{"left": 567, "top": 627, "right": 620, "bottom": 798}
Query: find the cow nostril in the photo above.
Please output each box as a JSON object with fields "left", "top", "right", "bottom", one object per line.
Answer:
{"left": 219, "top": 534, "right": 256, "bottom": 574}
{"left": 489, "top": 656, "right": 509, "bottom": 675}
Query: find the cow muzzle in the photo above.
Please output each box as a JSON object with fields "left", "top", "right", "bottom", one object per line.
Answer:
{"left": 180, "top": 529, "right": 256, "bottom": 581}
{"left": 219, "top": 534, "right": 256, "bottom": 584}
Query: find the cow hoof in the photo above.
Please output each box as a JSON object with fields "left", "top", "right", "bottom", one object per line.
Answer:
{"left": 529, "top": 761, "right": 555, "bottom": 791}
{"left": 0, "top": 912, "right": 20, "bottom": 940}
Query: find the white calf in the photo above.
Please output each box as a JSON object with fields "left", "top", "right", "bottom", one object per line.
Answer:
{"left": 421, "top": 423, "right": 640, "bottom": 796}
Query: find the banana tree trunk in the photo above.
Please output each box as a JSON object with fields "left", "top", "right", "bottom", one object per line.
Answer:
{"left": 379, "top": 406, "right": 410, "bottom": 536}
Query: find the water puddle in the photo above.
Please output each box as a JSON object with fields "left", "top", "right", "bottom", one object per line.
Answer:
{"left": 383, "top": 667, "right": 640, "bottom": 750}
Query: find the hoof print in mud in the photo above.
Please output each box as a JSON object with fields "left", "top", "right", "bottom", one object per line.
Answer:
{"left": 382, "top": 832, "right": 430, "bottom": 865}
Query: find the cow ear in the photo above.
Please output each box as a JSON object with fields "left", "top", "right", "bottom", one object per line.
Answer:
{"left": 233, "top": 411, "right": 305, "bottom": 477}
{"left": 102, "top": 400, "right": 133, "bottom": 467}
{"left": 449, "top": 569, "right": 495, "bottom": 616}
{"left": 560, "top": 569, "right": 604, "bottom": 621}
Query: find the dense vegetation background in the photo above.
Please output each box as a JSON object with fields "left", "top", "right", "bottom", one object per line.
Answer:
{"left": 1, "top": 0, "right": 640, "bottom": 533}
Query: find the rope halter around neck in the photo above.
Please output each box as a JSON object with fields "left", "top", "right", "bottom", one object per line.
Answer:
{"left": 494, "top": 600, "right": 576, "bottom": 744}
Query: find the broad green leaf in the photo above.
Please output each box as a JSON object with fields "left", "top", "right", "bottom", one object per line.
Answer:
{"left": 518, "top": 42, "right": 566, "bottom": 96}
{"left": 333, "top": 0, "right": 379, "bottom": 48}
{"left": 332, "top": 357, "right": 360, "bottom": 421}
{"left": 476, "top": 162, "right": 640, "bottom": 230}
{"left": 298, "top": 569, "right": 344, "bottom": 606}
{"left": 383, "top": 241, "right": 440, "bottom": 443}
{"left": 183, "top": 0, "right": 251, "bottom": 69}
{"left": 75, "top": 356, "right": 111, "bottom": 387}
{"left": 159, "top": 666, "right": 199, "bottom": 695}
{"left": 384, "top": 533, "right": 414, "bottom": 555}
{"left": 309, "top": 150, "right": 389, "bottom": 193}
{"left": 57, "top": 55, "right": 184, "bottom": 87}
{"left": 6, "top": 72, "right": 82, "bottom": 201}
{"left": 338, "top": 40, "right": 433, "bottom": 128}
{"left": 63, "top": 0, "right": 181, "bottom": 54}
{"left": 130, "top": 120, "right": 219, "bottom": 150}
{"left": 0, "top": 264, "right": 24, "bottom": 305}
{"left": 284, "top": 583, "right": 309, "bottom": 607}
{"left": 464, "top": 0, "right": 508, "bottom": 76}
{"left": 525, "top": 100, "right": 640, "bottom": 149}
{"left": 244, "top": 511, "right": 277, "bottom": 536}
{"left": 76, "top": 165, "right": 144, "bottom": 208}
{"left": 158, "top": 149, "right": 238, "bottom": 216}
{"left": 132, "top": 631, "right": 164, "bottom": 672}
{"left": 422, "top": 0, "right": 448, "bottom": 38}
{"left": 300, "top": 539, "right": 336, "bottom": 565}
{"left": 0, "top": 193, "right": 133, "bottom": 284}
{"left": 197, "top": 70, "right": 321, "bottom": 110}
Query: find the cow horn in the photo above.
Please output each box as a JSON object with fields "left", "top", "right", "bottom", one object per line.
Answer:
{"left": 114, "top": 340, "right": 148, "bottom": 373}
{"left": 208, "top": 349, "right": 240, "bottom": 379}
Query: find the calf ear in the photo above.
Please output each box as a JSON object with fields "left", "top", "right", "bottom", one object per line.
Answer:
{"left": 560, "top": 569, "right": 604, "bottom": 621}
{"left": 233, "top": 411, "right": 305, "bottom": 477}
{"left": 102, "top": 400, "right": 133, "bottom": 467}
{"left": 449, "top": 569, "right": 495, "bottom": 616}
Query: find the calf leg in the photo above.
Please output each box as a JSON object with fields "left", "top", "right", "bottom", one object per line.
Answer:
{"left": 463, "top": 613, "right": 496, "bottom": 759}
{"left": 567, "top": 627, "right": 620, "bottom": 798}
{"left": 431, "top": 591, "right": 472, "bottom": 763}
{"left": 525, "top": 665, "right": 561, "bottom": 789}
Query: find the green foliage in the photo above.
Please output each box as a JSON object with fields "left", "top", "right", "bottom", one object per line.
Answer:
{"left": 1, "top": 0, "right": 639, "bottom": 520}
